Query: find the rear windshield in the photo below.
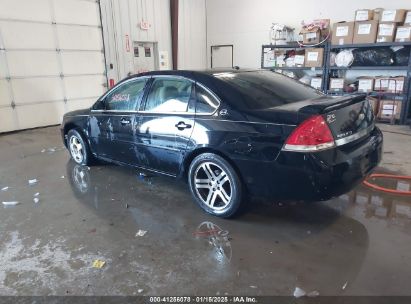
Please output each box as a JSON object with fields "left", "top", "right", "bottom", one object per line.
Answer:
{"left": 213, "top": 70, "right": 323, "bottom": 110}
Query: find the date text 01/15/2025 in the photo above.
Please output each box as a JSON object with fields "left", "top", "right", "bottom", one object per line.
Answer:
{"left": 149, "top": 296, "right": 257, "bottom": 303}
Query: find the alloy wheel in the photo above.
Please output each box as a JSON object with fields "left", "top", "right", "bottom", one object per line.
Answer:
{"left": 69, "top": 135, "right": 84, "bottom": 164}
{"left": 194, "top": 162, "right": 232, "bottom": 211}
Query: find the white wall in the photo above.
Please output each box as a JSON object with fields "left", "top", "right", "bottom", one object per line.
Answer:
{"left": 206, "top": 0, "right": 411, "bottom": 68}
{"left": 100, "top": 0, "right": 173, "bottom": 81}
{"left": 178, "top": 0, "right": 207, "bottom": 70}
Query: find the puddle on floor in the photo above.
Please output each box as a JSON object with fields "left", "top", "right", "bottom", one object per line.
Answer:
{"left": 1, "top": 160, "right": 411, "bottom": 295}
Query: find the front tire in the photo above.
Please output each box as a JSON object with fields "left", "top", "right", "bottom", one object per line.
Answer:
{"left": 188, "top": 153, "right": 243, "bottom": 218}
{"left": 67, "top": 129, "right": 92, "bottom": 165}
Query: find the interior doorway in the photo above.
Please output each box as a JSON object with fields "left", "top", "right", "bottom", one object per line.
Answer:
{"left": 211, "top": 45, "right": 233, "bottom": 68}
{"left": 133, "top": 41, "right": 159, "bottom": 74}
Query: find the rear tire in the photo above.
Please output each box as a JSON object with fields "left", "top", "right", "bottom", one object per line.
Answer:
{"left": 67, "top": 129, "right": 93, "bottom": 166}
{"left": 188, "top": 153, "right": 243, "bottom": 218}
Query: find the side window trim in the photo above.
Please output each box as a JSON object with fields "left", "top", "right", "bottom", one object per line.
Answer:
{"left": 194, "top": 82, "right": 221, "bottom": 116}
{"left": 91, "top": 76, "right": 151, "bottom": 113}
{"left": 140, "top": 75, "right": 195, "bottom": 115}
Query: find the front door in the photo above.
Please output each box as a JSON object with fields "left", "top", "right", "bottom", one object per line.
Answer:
{"left": 136, "top": 76, "right": 195, "bottom": 175}
{"left": 89, "top": 77, "right": 149, "bottom": 165}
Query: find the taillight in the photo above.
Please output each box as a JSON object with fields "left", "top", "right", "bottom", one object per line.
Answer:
{"left": 283, "top": 115, "right": 335, "bottom": 152}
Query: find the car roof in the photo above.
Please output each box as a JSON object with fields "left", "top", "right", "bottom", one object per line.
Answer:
{"left": 119, "top": 68, "right": 267, "bottom": 109}
{"left": 126, "top": 68, "right": 259, "bottom": 80}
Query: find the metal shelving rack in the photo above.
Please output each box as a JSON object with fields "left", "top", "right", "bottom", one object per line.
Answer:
{"left": 261, "top": 41, "right": 411, "bottom": 125}
{"left": 326, "top": 41, "right": 411, "bottom": 125}
{"left": 261, "top": 42, "right": 330, "bottom": 91}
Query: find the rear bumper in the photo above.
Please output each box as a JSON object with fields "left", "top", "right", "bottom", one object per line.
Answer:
{"left": 236, "top": 127, "right": 383, "bottom": 201}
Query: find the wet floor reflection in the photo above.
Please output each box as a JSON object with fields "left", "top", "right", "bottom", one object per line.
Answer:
{"left": 193, "top": 221, "right": 232, "bottom": 263}
{"left": 340, "top": 178, "right": 411, "bottom": 221}
{"left": 65, "top": 160, "right": 378, "bottom": 295}
{"left": 2, "top": 127, "right": 411, "bottom": 295}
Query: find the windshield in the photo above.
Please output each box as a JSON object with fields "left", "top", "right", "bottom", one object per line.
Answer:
{"left": 213, "top": 70, "right": 323, "bottom": 110}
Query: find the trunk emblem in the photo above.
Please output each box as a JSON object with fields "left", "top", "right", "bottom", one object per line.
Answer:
{"left": 327, "top": 114, "right": 336, "bottom": 124}
{"left": 219, "top": 109, "right": 228, "bottom": 116}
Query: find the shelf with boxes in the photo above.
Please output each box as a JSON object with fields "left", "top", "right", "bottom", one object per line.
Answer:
{"left": 331, "top": 9, "right": 411, "bottom": 45}
{"left": 261, "top": 42, "right": 329, "bottom": 91}
{"left": 326, "top": 9, "right": 411, "bottom": 124}
{"left": 329, "top": 65, "right": 409, "bottom": 70}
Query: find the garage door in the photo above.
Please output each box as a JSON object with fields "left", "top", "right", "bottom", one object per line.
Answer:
{"left": 0, "top": 0, "right": 107, "bottom": 133}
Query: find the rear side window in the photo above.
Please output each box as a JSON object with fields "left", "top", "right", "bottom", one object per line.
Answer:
{"left": 104, "top": 78, "right": 148, "bottom": 111}
{"left": 213, "top": 70, "right": 322, "bottom": 110}
{"left": 195, "top": 84, "right": 220, "bottom": 114}
{"left": 144, "top": 78, "right": 193, "bottom": 112}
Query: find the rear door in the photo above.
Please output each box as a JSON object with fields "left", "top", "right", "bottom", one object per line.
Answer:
{"left": 89, "top": 77, "right": 149, "bottom": 164}
{"left": 136, "top": 76, "right": 195, "bottom": 175}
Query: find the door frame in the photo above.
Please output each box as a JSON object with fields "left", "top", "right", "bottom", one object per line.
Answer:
{"left": 210, "top": 44, "right": 234, "bottom": 68}
{"left": 133, "top": 41, "right": 159, "bottom": 73}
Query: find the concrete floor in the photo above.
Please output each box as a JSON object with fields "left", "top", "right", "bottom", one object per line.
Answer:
{"left": 0, "top": 125, "right": 411, "bottom": 296}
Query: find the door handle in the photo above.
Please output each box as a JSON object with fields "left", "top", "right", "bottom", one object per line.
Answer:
{"left": 120, "top": 118, "right": 131, "bottom": 125}
{"left": 175, "top": 121, "right": 192, "bottom": 130}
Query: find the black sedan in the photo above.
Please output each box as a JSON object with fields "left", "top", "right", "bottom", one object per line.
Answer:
{"left": 61, "top": 69, "right": 383, "bottom": 218}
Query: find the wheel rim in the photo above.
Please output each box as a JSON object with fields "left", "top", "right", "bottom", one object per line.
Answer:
{"left": 69, "top": 135, "right": 84, "bottom": 164}
{"left": 194, "top": 162, "right": 232, "bottom": 211}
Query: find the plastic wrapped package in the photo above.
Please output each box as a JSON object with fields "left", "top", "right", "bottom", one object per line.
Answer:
{"left": 392, "top": 46, "right": 410, "bottom": 66}
{"left": 351, "top": 47, "right": 394, "bottom": 66}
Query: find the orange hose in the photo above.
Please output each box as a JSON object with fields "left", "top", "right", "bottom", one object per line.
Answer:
{"left": 363, "top": 173, "right": 411, "bottom": 195}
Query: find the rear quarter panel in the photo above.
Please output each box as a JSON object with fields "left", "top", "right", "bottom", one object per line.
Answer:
{"left": 185, "top": 113, "right": 296, "bottom": 189}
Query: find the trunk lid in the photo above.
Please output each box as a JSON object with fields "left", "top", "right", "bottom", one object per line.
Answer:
{"left": 272, "top": 94, "right": 374, "bottom": 143}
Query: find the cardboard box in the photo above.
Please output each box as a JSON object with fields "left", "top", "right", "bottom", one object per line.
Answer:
{"left": 310, "top": 77, "right": 322, "bottom": 90}
{"left": 388, "top": 76, "right": 405, "bottom": 93}
{"left": 380, "top": 9, "right": 407, "bottom": 23}
{"left": 355, "top": 9, "right": 374, "bottom": 21}
{"left": 378, "top": 100, "right": 402, "bottom": 120}
{"left": 304, "top": 48, "right": 323, "bottom": 67}
{"left": 377, "top": 22, "right": 397, "bottom": 42}
{"left": 395, "top": 26, "right": 411, "bottom": 42}
{"left": 366, "top": 96, "right": 380, "bottom": 115}
{"left": 353, "top": 20, "right": 378, "bottom": 44}
{"left": 284, "top": 50, "right": 305, "bottom": 67}
{"left": 330, "top": 78, "right": 345, "bottom": 91}
{"left": 373, "top": 9, "right": 383, "bottom": 21}
{"left": 294, "top": 54, "right": 305, "bottom": 67}
{"left": 358, "top": 77, "right": 375, "bottom": 93}
{"left": 301, "top": 28, "right": 321, "bottom": 44}
{"left": 273, "top": 49, "right": 286, "bottom": 67}
{"left": 332, "top": 22, "right": 354, "bottom": 45}
{"left": 300, "top": 19, "right": 330, "bottom": 45}
{"left": 405, "top": 11, "right": 411, "bottom": 25}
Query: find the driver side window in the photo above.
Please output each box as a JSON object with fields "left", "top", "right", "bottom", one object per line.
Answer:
{"left": 99, "top": 78, "right": 148, "bottom": 111}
